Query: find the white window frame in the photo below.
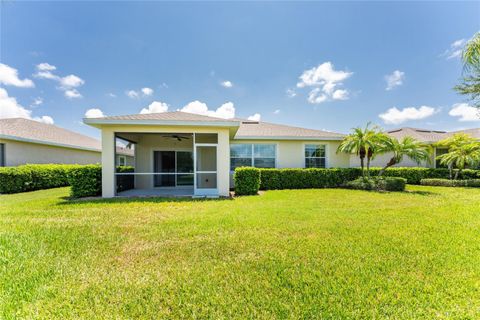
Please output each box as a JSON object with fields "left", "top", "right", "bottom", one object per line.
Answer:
{"left": 304, "top": 144, "right": 328, "bottom": 168}
{"left": 230, "top": 143, "right": 277, "bottom": 171}
{"left": 118, "top": 155, "right": 127, "bottom": 166}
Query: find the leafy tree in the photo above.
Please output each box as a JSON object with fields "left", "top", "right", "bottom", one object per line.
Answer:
{"left": 436, "top": 133, "right": 480, "bottom": 179}
{"left": 337, "top": 123, "right": 388, "bottom": 178}
{"left": 454, "top": 32, "right": 480, "bottom": 109}
{"left": 377, "top": 136, "right": 432, "bottom": 176}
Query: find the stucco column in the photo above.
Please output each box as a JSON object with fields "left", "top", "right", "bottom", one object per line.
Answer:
{"left": 217, "top": 129, "right": 230, "bottom": 197}
{"left": 101, "top": 129, "right": 115, "bottom": 198}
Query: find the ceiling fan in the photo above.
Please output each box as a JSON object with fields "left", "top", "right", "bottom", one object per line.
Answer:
{"left": 162, "top": 134, "right": 191, "bottom": 141}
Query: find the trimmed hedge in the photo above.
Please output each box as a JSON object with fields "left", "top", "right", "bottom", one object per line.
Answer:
{"left": 0, "top": 164, "right": 82, "bottom": 194}
{"left": 234, "top": 167, "right": 261, "bottom": 195}
{"left": 68, "top": 165, "right": 134, "bottom": 198}
{"left": 420, "top": 178, "right": 480, "bottom": 187}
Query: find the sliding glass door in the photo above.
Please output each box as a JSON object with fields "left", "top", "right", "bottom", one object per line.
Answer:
{"left": 153, "top": 151, "right": 193, "bottom": 187}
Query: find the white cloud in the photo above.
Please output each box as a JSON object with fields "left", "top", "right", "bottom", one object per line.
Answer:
{"left": 31, "top": 97, "right": 43, "bottom": 107}
{"left": 0, "top": 63, "right": 35, "bottom": 88}
{"left": 64, "top": 89, "right": 82, "bottom": 99}
{"left": 307, "top": 88, "right": 327, "bottom": 104}
{"left": 34, "top": 63, "right": 84, "bottom": 98}
{"left": 140, "top": 101, "right": 170, "bottom": 114}
{"left": 107, "top": 93, "right": 117, "bottom": 98}
{"left": 220, "top": 80, "right": 233, "bottom": 88}
{"left": 449, "top": 103, "right": 480, "bottom": 122}
{"left": 180, "top": 101, "right": 236, "bottom": 119}
{"left": 0, "top": 88, "right": 52, "bottom": 123}
{"left": 379, "top": 105, "right": 437, "bottom": 125}
{"left": 332, "top": 89, "right": 349, "bottom": 100}
{"left": 247, "top": 113, "right": 261, "bottom": 121}
{"left": 297, "top": 62, "right": 352, "bottom": 88}
{"left": 442, "top": 39, "right": 466, "bottom": 59}
{"left": 36, "top": 63, "right": 56, "bottom": 71}
{"left": 85, "top": 108, "right": 105, "bottom": 118}
{"left": 126, "top": 87, "right": 154, "bottom": 99}
{"left": 296, "top": 62, "right": 352, "bottom": 104}
{"left": 141, "top": 87, "right": 154, "bottom": 96}
{"left": 33, "top": 115, "right": 54, "bottom": 124}
{"left": 286, "top": 88, "right": 296, "bottom": 98}
{"left": 273, "top": 109, "right": 280, "bottom": 114}
{"left": 60, "top": 74, "right": 84, "bottom": 88}
{"left": 385, "top": 70, "right": 405, "bottom": 90}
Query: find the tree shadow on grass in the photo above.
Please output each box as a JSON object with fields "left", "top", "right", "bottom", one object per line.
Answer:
{"left": 404, "top": 190, "right": 439, "bottom": 196}
{"left": 57, "top": 195, "right": 233, "bottom": 206}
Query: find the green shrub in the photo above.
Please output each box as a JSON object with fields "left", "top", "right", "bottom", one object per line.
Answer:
{"left": 346, "top": 177, "right": 406, "bottom": 192}
{"left": 420, "top": 179, "right": 480, "bottom": 187}
{"left": 0, "top": 164, "right": 80, "bottom": 194}
{"left": 68, "top": 165, "right": 102, "bottom": 198}
{"left": 234, "top": 167, "right": 261, "bottom": 195}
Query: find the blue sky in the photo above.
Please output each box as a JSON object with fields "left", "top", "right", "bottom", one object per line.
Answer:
{"left": 1, "top": 1, "right": 479, "bottom": 139}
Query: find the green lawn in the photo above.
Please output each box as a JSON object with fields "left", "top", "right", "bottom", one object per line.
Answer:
{"left": 1, "top": 186, "right": 480, "bottom": 319}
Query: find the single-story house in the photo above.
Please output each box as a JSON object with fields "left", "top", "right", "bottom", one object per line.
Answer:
{"left": 0, "top": 118, "right": 134, "bottom": 167}
{"left": 353, "top": 127, "right": 480, "bottom": 168}
{"left": 85, "top": 111, "right": 480, "bottom": 198}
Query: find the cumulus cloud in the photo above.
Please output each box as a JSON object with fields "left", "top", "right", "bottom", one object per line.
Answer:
{"left": 247, "top": 113, "right": 261, "bottom": 121}
{"left": 220, "top": 80, "right": 233, "bottom": 88}
{"left": 33, "top": 115, "right": 54, "bottom": 124}
{"left": 296, "top": 62, "right": 352, "bottom": 104}
{"left": 0, "top": 63, "right": 35, "bottom": 88}
{"left": 449, "top": 103, "right": 480, "bottom": 122}
{"left": 141, "top": 87, "right": 154, "bottom": 96}
{"left": 379, "top": 105, "right": 437, "bottom": 125}
{"left": 34, "top": 63, "right": 84, "bottom": 98}
{"left": 385, "top": 70, "right": 405, "bottom": 90}
{"left": 140, "top": 101, "right": 170, "bottom": 114}
{"left": 180, "top": 101, "right": 236, "bottom": 119}
{"left": 0, "top": 88, "right": 53, "bottom": 123}
{"left": 85, "top": 108, "right": 105, "bottom": 118}
{"left": 64, "top": 89, "right": 82, "bottom": 99}
{"left": 31, "top": 97, "right": 43, "bottom": 107}
{"left": 273, "top": 109, "right": 280, "bottom": 114}
{"left": 442, "top": 39, "right": 466, "bottom": 60}
{"left": 126, "top": 87, "right": 154, "bottom": 98}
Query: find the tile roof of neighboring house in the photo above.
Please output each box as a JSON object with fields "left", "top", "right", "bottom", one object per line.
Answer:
{"left": 234, "top": 120, "right": 344, "bottom": 140}
{"left": 387, "top": 127, "right": 480, "bottom": 143}
{"left": 0, "top": 118, "right": 133, "bottom": 155}
{"left": 86, "top": 111, "right": 344, "bottom": 140}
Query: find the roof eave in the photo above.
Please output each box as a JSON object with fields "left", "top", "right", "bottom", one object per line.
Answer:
{"left": 83, "top": 118, "right": 241, "bottom": 128}
{"left": 233, "top": 135, "right": 344, "bottom": 141}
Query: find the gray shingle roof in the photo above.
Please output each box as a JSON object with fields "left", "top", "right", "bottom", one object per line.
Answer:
{"left": 387, "top": 127, "right": 480, "bottom": 142}
{"left": 234, "top": 120, "right": 345, "bottom": 140}
{"left": 0, "top": 118, "right": 133, "bottom": 155}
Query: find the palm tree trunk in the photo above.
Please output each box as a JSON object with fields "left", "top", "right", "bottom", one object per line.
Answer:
{"left": 379, "top": 158, "right": 396, "bottom": 177}
{"left": 454, "top": 168, "right": 462, "bottom": 180}
{"left": 448, "top": 163, "right": 453, "bottom": 180}
{"left": 360, "top": 156, "right": 365, "bottom": 178}
{"left": 366, "top": 157, "right": 371, "bottom": 178}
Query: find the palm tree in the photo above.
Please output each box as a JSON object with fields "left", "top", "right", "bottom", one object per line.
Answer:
{"left": 454, "top": 32, "right": 480, "bottom": 108}
{"left": 377, "top": 136, "right": 432, "bottom": 176}
{"left": 337, "top": 123, "right": 387, "bottom": 178}
{"left": 436, "top": 133, "right": 480, "bottom": 179}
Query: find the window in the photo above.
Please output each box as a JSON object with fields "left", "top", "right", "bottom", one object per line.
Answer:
{"left": 0, "top": 143, "right": 4, "bottom": 167}
{"left": 435, "top": 148, "right": 448, "bottom": 168}
{"left": 118, "top": 155, "right": 127, "bottom": 166}
{"left": 230, "top": 144, "right": 276, "bottom": 170}
{"left": 305, "top": 144, "right": 326, "bottom": 168}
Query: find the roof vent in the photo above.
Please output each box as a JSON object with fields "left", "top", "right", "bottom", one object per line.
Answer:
{"left": 241, "top": 121, "right": 259, "bottom": 124}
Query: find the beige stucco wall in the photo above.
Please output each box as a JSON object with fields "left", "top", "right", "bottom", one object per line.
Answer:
{"left": 0, "top": 138, "right": 101, "bottom": 166}
{"left": 230, "top": 139, "right": 351, "bottom": 169}
{"left": 99, "top": 125, "right": 231, "bottom": 197}
{"left": 348, "top": 149, "right": 436, "bottom": 168}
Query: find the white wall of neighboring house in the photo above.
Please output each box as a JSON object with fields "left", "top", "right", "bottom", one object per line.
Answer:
{"left": 349, "top": 151, "right": 436, "bottom": 168}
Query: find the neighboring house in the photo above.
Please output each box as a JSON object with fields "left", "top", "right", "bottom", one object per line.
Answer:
{"left": 350, "top": 127, "right": 480, "bottom": 169}
{"left": 0, "top": 118, "right": 134, "bottom": 167}
{"left": 84, "top": 111, "right": 349, "bottom": 197}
